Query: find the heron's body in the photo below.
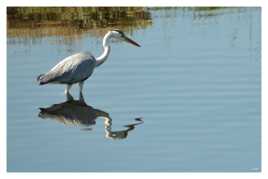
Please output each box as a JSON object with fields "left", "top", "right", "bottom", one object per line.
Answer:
{"left": 37, "top": 30, "right": 140, "bottom": 102}
{"left": 38, "top": 52, "right": 96, "bottom": 85}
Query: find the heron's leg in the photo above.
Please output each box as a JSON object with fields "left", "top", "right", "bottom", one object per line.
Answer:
{"left": 65, "top": 84, "right": 73, "bottom": 101}
{"left": 79, "top": 82, "right": 85, "bottom": 102}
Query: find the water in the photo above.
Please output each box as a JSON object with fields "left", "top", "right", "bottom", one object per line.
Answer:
{"left": 7, "top": 8, "right": 261, "bottom": 172}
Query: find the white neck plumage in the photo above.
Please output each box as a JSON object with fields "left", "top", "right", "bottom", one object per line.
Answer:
{"left": 96, "top": 32, "right": 111, "bottom": 67}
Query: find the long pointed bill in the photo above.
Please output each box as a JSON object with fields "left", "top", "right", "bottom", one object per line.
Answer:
{"left": 124, "top": 36, "right": 141, "bottom": 47}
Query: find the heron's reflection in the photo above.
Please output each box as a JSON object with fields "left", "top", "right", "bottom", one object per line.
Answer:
{"left": 38, "top": 100, "right": 143, "bottom": 140}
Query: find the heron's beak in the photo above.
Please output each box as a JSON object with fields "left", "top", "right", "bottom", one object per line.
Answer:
{"left": 123, "top": 36, "right": 141, "bottom": 47}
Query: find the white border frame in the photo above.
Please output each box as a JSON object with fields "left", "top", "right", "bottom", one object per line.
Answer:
{"left": 1, "top": 0, "right": 266, "bottom": 178}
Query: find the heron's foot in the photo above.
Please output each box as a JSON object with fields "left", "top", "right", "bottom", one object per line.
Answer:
{"left": 66, "top": 93, "right": 74, "bottom": 101}
{"left": 79, "top": 93, "right": 87, "bottom": 105}
{"left": 79, "top": 99, "right": 87, "bottom": 106}
{"left": 79, "top": 92, "right": 84, "bottom": 101}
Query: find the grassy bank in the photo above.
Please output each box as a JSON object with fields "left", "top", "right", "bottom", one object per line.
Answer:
{"left": 7, "top": 7, "right": 152, "bottom": 39}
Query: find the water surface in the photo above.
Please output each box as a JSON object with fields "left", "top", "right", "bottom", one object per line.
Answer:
{"left": 7, "top": 7, "right": 261, "bottom": 172}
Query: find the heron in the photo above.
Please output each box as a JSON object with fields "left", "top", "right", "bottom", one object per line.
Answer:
{"left": 37, "top": 30, "right": 140, "bottom": 102}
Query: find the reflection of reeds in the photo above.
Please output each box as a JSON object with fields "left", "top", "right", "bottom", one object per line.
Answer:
{"left": 192, "top": 7, "right": 223, "bottom": 11}
{"left": 7, "top": 7, "right": 152, "bottom": 39}
{"left": 189, "top": 7, "right": 242, "bottom": 19}
{"left": 151, "top": 7, "right": 240, "bottom": 18}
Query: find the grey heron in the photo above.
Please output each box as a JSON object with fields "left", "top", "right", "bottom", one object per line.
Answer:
{"left": 37, "top": 30, "right": 140, "bottom": 102}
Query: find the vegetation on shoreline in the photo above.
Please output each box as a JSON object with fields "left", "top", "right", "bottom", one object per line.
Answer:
{"left": 7, "top": 7, "right": 152, "bottom": 38}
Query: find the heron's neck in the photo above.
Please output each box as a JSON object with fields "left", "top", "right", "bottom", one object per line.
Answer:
{"left": 96, "top": 33, "right": 111, "bottom": 67}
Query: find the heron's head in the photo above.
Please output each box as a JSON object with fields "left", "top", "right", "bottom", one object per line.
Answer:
{"left": 108, "top": 29, "right": 141, "bottom": 47}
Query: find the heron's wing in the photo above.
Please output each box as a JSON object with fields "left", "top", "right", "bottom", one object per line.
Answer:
{"left": 39, "top": 52, "right": 96, "bottom": 84}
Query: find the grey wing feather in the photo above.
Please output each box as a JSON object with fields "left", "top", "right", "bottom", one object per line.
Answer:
{"left": 38, "top": 52, "right": 96, "bottom": 85}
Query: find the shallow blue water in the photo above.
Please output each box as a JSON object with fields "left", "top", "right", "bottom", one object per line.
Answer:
{"left": 7, "top": 8, "right": 261, "bottom": 172}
